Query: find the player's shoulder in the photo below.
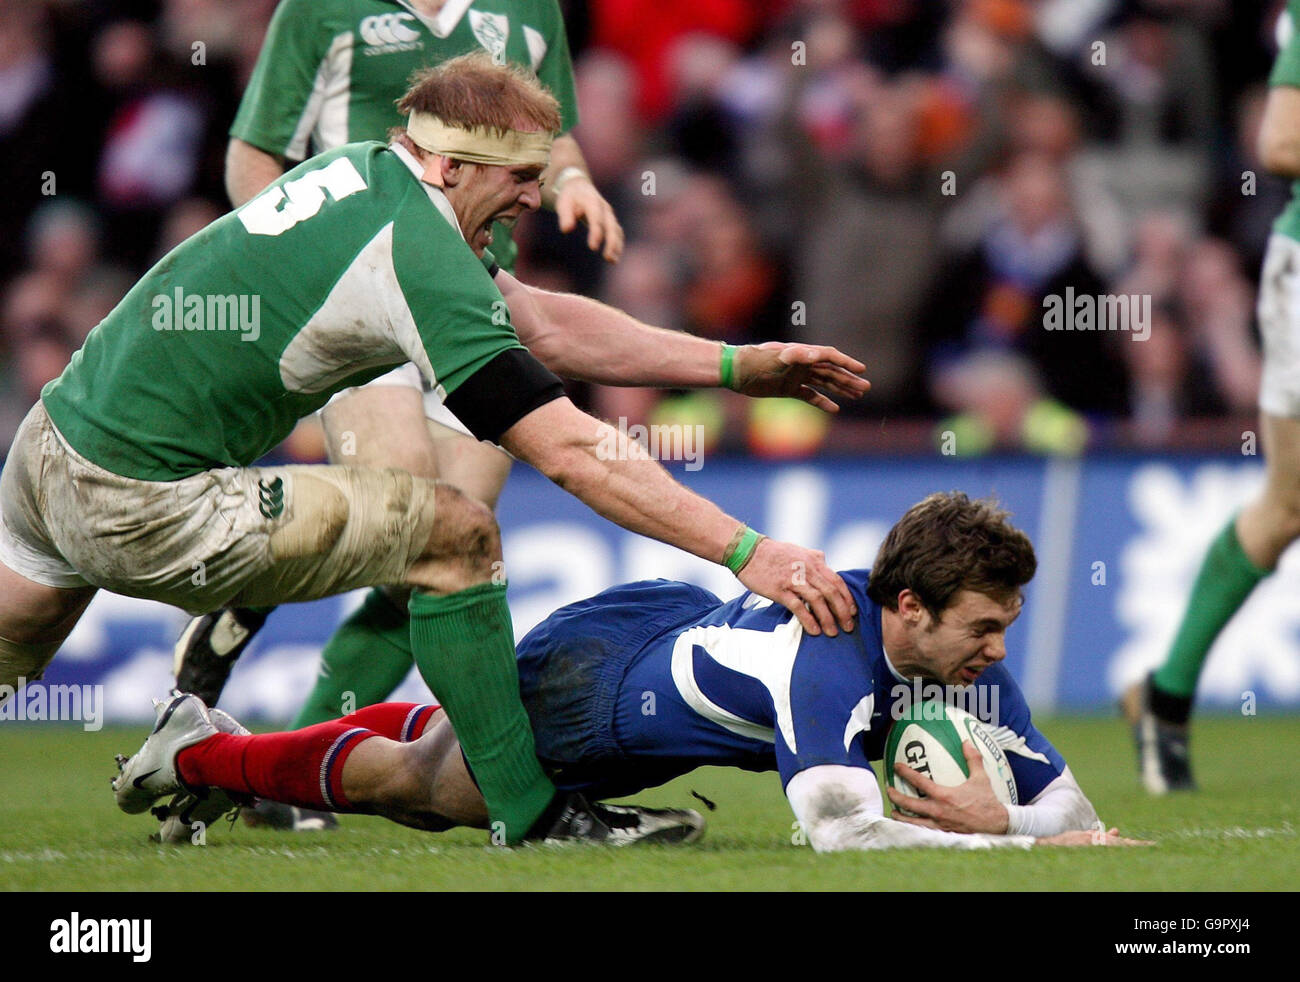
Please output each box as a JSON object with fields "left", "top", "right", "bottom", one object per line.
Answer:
{"left": 266, "top": 0, "right": 355, "bottom": 31}
{"left": 793, "top": 568, "right": 879, "bottom": 653}
{"left": 1274, "top": 3, "right": 1300, "bottom": 70}
{"left": 279, "top": 142, "right": 423, "bottom": 214}
{"left": 835, "top": 567, "right": 874, "bottom": 609}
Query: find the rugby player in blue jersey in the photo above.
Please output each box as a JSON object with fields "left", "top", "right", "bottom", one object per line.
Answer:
{"left": 116, "top": 492, "right": 1147, "bottom": 848}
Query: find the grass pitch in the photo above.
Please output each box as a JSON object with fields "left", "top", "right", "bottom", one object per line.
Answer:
{"left": 1, "top": 715, "right": 1295, "bottom": 891}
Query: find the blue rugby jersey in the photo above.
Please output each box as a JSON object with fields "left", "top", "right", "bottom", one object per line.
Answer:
{"left": 514, "top": 570, "right": 1067, "bottom": 800}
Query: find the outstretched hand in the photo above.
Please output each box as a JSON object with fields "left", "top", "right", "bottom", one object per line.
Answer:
{"left": 731, "top": 342, "right": 870, "bottom": 412}
{"left": 736, "top": 538, "right": 857, "bottom": 637}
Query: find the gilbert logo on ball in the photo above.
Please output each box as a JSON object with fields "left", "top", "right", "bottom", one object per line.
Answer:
{"left": 883, "top": 701, "right": 1018, "bottom": 814}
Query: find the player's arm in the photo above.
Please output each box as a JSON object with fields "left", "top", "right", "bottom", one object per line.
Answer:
{"left": 1262, "top": 7, "right": 1300, "bottom": 177}
{"left": 787, "top": 765, "right": 1036, "bottom": 851}
{"left": 1260, "top": 86, "right": 1300, "bottom": 178}
{"left": 225, "top": 0, "right": 332, "bottom": 206}
{"left": 480, "top": 390, "right": 856, "bottom": 637}
{"left": 526, "top": 1, "right": 622, "bottom": 260}
{"left": 788, "top": 764, "right": 1140, "bottom": 850}
{"left": 226, "top": 139, "right": 288, "bottom": 207}
{"left": 496, "top": 268, "right": 870, "bottom": 412}
{"left": 540, "top": 134, "right": 624, "bottom": 261}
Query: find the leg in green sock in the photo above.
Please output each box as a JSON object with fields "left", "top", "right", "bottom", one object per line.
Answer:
{"left": 408, "top": 582, "right": 554, "bottom": 844}
{"left": 292, "top": 588, "right": 416, "bottom": 728}
{"left": 1153, "top": 515, "right": 1268, "bottom": 702}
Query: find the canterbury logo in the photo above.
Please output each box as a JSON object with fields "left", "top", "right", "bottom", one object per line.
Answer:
{"left": 258, "top": 476, "right": 285, "bottom": 520}
{"left": 359, "top": 13, "right": 421, "bottom": 51}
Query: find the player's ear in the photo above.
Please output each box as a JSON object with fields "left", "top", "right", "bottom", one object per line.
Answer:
{"left": 897, "top": 589, "right": 923, "bottom": 625}
{"left": 439, "top": 156, "right": 464, "bottom": 188}
{"left": 414, "top": 151, "right": 446, "bottom": 189}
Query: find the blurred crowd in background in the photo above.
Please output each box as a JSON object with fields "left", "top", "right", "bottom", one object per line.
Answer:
{"left": 0, "top": 0, "right": 1287, "bottom": 458}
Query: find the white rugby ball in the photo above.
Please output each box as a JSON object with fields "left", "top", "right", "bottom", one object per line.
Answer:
{"left": 883, "top": 701, "right": 1018, "bottom": 812}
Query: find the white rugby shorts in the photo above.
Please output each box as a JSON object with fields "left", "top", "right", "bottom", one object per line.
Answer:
{"left": 1259, "top": 233, "right": 1300, "bottom": 418}
{"left": 332, "top": 363, "right": 474, "bottom": 437}
{"left": 0, "top": 402, "right": 438, "bottom": 613}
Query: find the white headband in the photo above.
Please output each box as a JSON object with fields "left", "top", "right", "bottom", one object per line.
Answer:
{"left": 407, "top": 111, "right": 553, "bottom": 167}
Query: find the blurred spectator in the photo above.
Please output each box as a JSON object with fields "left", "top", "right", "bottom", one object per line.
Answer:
{"left": 1072, "top": 4, "right": 1217, "bottom": 217}
{"left": 1115, "top": 217, "right": 1260, "bottom": 441}
{"left": 923, "top": 150, "right": 1129, "bottom": 421}
{"left": 589, "top": 0, "right": 756, "bottom": 119}
{"left": 0, "top": 270, "right": 73, "bottom": 446}
{"left": 931, "top": 349, "right": 1089, "bottom": 455}
{"left": 0, "top": 1, "right": 85, "bottom": 283}
{"left": 1176, "top": 238, "right": 1260, "bottom": 414}
{"left": 944, "top": 89, "right": 1131, "bottom": 278}
{"left": 794, "top": 78, "right": 942, "bottom": 413}
{"left": 515, "top": 49, "right": 643, "bottom": 298}
{"left": 92, "top": 19, "right": 209, "bottom": 266}
{"left": 26, "top": 199, "right": 101, "bottom": 290}
{"left": 1208, "top": 83, "right": 1293, "bottom": 274}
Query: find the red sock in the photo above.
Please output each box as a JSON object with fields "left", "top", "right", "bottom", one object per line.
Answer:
{"left": 338, "top": 702, "right": 440, "bottom": 742}
{"left": 177, "top": 722, "right": 377, "bottom": 811}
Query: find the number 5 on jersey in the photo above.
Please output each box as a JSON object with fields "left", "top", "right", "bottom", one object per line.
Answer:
{"left": 238, "top": 158, "right": 368, "bottom": 237}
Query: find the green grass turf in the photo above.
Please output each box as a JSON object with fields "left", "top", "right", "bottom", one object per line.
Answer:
{"left": 1, "top": 715, "right": 1295, "bottom": 891}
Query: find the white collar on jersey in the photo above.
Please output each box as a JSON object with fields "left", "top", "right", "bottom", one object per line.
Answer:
{"left": 390, "top": 141, "right": 466, "bottom": 241}
{"left": 882, "top": 643, "right": 911, "bottom": 685}
{"left": 394, "top": 0, "right": 475, "bottom": 39}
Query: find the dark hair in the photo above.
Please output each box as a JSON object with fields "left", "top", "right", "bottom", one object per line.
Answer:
{"left": 394, "top": 51, "right": 561, "bottom": 137}
{"left": 866, "top": 492, "right": 1037, "bottom": 617}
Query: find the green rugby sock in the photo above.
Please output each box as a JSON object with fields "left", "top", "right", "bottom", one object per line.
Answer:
{"left": 1153, "top": 516, "right": 1268, "bottom": 701}
{"left": 408, "top": 583, "right": 555, "bottom": 843}
{"left": 292, "top": 589, "right": 416, "bottom": 729}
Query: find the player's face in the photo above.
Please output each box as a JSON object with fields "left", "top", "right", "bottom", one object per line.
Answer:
{"left": 913, "top": 589, "right": 1022, "bottom": 686}
{"left": 459, "top": 161, "right": 545, "bottom": 256}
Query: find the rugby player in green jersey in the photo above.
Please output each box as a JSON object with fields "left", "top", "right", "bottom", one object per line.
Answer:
{"left": 226, "top": 0, "right": 618, "bottom": 270}
{"left": 179, "top": 0, "right": 622, "bottom": 742}
{"left": 173, "top": 3, "right": 872, "bottom": 796}
{"left": 1123, "top": 1, "right": 1300, "bottom": 793}
{"left": 0, "top": 55, "right": 868, "bottom": 844}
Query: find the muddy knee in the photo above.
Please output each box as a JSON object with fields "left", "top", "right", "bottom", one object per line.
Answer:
{"left": 406, "top": 484, "right": 501, "bottom": 591}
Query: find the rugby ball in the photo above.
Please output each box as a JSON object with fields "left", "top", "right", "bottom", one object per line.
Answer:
{"left": 883, "top": 701, "right": 1018, "bottom": 812}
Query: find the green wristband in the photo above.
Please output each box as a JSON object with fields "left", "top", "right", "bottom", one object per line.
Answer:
{"left": 719, "top": 343, "right": 738, "bottom": 391}
{"left": 723, "top": 525, "right": 765, "bottom": 575}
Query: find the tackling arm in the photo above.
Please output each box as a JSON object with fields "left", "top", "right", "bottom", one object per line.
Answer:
{"left": 787, "top": 764, "right": 1129, "bottom": 850}
{"left": 499, "top": 396, "right": 857, "bottom": 637}
{"left": 497, "top": 269, "right": 870, "bottom": 411}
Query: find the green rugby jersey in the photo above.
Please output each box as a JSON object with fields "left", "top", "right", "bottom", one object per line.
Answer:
{"left": 42, "top": 143, "right": 531, "bottom": 481}
{"left": 231, "top": 0, "right": 580, "bottom": 272}
{"left": 1272, "top": 0, "right": 1300, "bottom": 242}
